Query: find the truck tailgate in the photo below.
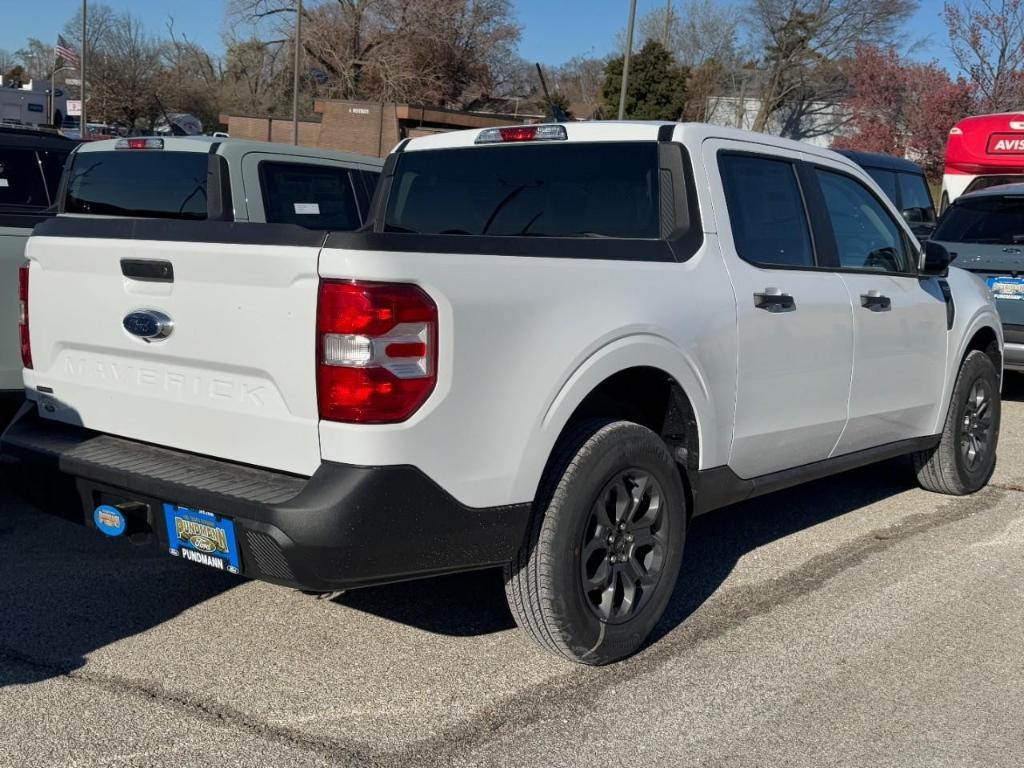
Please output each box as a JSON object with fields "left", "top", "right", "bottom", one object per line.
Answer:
{"left": 24, "top": 224, "right": 323, "bottom": 476}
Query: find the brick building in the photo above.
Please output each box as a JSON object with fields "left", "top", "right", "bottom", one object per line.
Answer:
{"left": 219, "top": 99, "right": 525, "bottom": 157}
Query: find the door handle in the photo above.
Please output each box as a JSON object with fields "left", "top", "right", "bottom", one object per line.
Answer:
{"left": 753, "top": 290, "right": 796, "bottom": 313}
{"left": 860, "top": 292, "right": 892, "bottom": 312}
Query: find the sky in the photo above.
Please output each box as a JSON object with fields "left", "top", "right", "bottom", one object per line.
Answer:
{"left": 0, "top": 0, "right": 958, "bottom": 72}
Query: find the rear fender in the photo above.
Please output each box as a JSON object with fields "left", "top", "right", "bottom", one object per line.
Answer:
{"left": 512, "top": 333, "right": 720, "bottom": 504}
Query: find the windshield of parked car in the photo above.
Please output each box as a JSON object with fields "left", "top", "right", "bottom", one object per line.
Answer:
{"left": 933, "top": 194, "right": 1024, "bottom": 244}
{"left": 383, "top": 143, "right": 660, "bottom": 238}
{"left": 64, "top": 150, "right": 208, "bottom": 219}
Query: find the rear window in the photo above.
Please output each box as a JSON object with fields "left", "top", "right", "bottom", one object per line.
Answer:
{"left": 965, "top": 175, "right": 1024, "bottom": 195}
{"left": 259, "top": 162, "right": 360, "bottom": 230}
{"left": 934, "top": 195, "right": 1024, "bottom": 244}
{"left": 0, "top": 147, "right": 50, "bottom": 210}
{"left": 64, "top": 150, "right": 208, "bottom": 219}
{"left": 384, "top": 143, "right": 660, "bottom": 239}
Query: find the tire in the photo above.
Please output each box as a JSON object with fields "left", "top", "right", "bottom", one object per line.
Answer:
{"left": 914, "top": 348, "right": 1000, "bottom": 495}
{"left": 504, "top": 419, "right": 687, "bottom": 665}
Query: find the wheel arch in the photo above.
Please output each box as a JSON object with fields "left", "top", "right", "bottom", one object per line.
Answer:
{"left": 933, "top": 306, "right": 1003, "bottom": 433}
{"left": 513, "top": 335, "right": 719, "bottom": 515}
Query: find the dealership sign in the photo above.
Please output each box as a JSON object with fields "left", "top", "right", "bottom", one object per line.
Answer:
{"left": 66, "top": 99, "right": 81, "bottom": 116}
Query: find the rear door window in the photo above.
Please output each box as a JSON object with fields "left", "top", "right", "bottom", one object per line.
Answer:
{"left": 897, "top": 172, "right": 935, "bottom": 224}
{"left": 0, "top": 147, "right": 49, "bottom": 210}
{"left": 718, "top": 153, "right": 815, "bottom": 268}
{"left": 64, "top": 150, "right": 209, "bottom": 219}
{"left": 259, "top": 162, "right": 360, "bottom": 230}
{"left": 384, "top": 143, "right": 660, "bottom": 238}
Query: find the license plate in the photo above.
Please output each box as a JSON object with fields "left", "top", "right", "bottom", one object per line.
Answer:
{"left": 987, "top": 276, "right": 1024, "bottom": 301}
{"left": 163, "top": 504, "right": 241, "bottom": 574}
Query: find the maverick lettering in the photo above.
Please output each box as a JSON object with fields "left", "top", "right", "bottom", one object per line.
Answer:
{"left": 62, "top": 357, "right": 268, "bottom": 406}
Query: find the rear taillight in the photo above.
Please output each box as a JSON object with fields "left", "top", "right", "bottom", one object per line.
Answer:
{"left": 18, "top": 263, "right": 31, "bottom": 369}
{"left": 316, "top": 281, "right": 437, "bottom": 423}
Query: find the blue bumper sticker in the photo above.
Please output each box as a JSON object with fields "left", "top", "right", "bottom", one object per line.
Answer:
{"left": 163, "top": 504, "right": 241, "bottom": 574}
{"left": 93, "top": 505, "right": 127, "bottom": 537}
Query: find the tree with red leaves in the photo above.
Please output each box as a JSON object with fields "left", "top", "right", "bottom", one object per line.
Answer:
{"left": 833, "top": 45, "right": 975, "bottom": 181}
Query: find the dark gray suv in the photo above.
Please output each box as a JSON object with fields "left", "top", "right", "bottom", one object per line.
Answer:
{"left": 930, "top": 183, "right": 1024, "bottom": 369}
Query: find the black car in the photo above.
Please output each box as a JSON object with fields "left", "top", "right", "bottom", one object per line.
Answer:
{"left": 835, "top": 149, "right": 937, "bottom": 239}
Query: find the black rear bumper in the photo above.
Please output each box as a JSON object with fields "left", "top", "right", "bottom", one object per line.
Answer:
{"left": 1, "top": 407, "right": 530, "bottom": 591}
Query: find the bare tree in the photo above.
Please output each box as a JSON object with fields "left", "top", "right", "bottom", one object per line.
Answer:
{"left": 637, "top": 0, "right": 742, "bottom": 68}
{"left": 84, "top": 12, "right": 163, "bottom": 128}
{"left": 227, "top": 0, "right": 519, "bottom": 107}
{"left": 945, "top": 0, "right": 1024, "bottom": 112}
{"left": 61, "top": 3, "right": 118, "bottom": 60}
{"left": 549, "top": 55, "right": 608, "bottom": 116}
{"left": 747, "top": 0, "right": 917, "bottom": 135}
{"left": 221, "top": 36, "right": 289, "bottom": 114}
{"left": 157, "top": 18, "right": 224, "bottom": 128}
{"left": 0, "top": 49, "right": 16, "bottom": 76}
{"left": 14, "top": 39, "right": 56, "bottom": 81}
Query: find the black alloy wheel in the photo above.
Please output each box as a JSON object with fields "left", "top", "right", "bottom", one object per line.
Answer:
{"left": 579, "top": 470, "right": 669, "bottom": 624}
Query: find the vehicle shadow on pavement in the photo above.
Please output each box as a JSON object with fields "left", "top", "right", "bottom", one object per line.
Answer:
{"left": 333, "top": 458, "right": 918, "bottom": 643}
{"left": 0, "top": 483, "right": 236, "bottom": 688}
{"left": 652, "top": 458, "right": 916, "bottom": 644}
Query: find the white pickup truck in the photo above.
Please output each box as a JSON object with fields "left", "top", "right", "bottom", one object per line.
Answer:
{"left": 2, "top": 122, "right": 1003, "bottom": 664}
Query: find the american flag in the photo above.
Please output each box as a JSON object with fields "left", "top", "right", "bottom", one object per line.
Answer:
{"left": 55, "top": 36, "right": 78, "bottom": 67}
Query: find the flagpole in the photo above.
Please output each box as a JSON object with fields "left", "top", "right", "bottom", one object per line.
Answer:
{"left": 80, "top": 0, "right": 87, "bottom": 135}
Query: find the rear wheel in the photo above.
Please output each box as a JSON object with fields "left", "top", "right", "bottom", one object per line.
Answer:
{"left": 914, "top": 349, "right": 1000, "bottom": 495}
{"left": 504, "top": 420, "right": 687, "bottom": 665}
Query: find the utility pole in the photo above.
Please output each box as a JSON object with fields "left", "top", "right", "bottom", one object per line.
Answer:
{"left": 662, "top": 0, "right": 673, "bottom": 47}
{"left": 618, "top": 0, "right": 638, "bottom": 120}
{"left": 80, "top": 0, "right": 87, "bottom": 133}
{"left": 292, "top": 0, "right": 302, "bottom": 145}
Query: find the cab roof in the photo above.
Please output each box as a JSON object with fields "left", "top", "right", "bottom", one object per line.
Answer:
{"left": 74, "top": 135, "right": 383, "bottom": 167}
{"left": 834, "top": 149, "right": 924, "bottom": 174}
{"left": 400, "top": 120, "right": 863, "bottom": 172}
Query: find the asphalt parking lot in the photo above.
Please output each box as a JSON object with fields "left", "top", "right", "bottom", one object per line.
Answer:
{"left": 2, "top": 382, "right": 1024, "bottom": 768}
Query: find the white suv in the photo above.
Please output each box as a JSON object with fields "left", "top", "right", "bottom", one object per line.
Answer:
{"left": 3, "top": 122, "right": 1002, "bottom": 664}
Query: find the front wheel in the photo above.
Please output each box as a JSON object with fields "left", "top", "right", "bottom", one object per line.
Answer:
{"left": 914, "top": 349, "right": 1000, "bottom": 495}
{"left": 504, "top": 420, "right": 687, "bottom": 665}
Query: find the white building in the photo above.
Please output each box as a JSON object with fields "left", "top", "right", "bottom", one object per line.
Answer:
{"left": 0, "top": 78, "right": 69, "bottom": 127}
{"left": 705, "top": 95, "right": 851, "bottom": 148}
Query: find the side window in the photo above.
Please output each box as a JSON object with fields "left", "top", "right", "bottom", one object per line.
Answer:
{"left": 719, "top": 153, "right": 814, "bottom": 268}
{"left": 816, "top": 169, "right": 910, "bottom": 273}
{"left": 897, "top": 172, "right": 935, "bottom": 224}
{"left": 864, "top": 168, "right": 897, "bottom": 205}
{"left": 0, "top": 148, "right": 48, "bottom": 210}
{"left": 259, "top": 162, "right": 360, "bottom": 231}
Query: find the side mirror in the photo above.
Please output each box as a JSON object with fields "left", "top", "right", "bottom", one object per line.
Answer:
{"left": 921, "top": 240, "right": 955, "bottom": 277}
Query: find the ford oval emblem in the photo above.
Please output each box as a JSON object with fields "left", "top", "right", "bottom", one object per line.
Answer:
{"left": 123, "top": 309, "right": 173, "bottom": 342}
